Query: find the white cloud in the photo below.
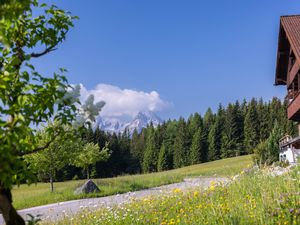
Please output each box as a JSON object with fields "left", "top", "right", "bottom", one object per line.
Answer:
{"left": 79, "top": 83, "right": 170, "bottom": 117}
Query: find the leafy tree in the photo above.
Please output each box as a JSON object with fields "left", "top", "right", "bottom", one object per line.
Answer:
{"left": 25, "top": 124, "right": 80, "bottom": 192}
{"left": 0, "top": 1, "right": 78, "bottom": 224}
{"left": 72, "top": 142, "right": 110, "bottom": 179}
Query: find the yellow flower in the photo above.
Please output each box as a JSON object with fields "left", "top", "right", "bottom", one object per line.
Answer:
{"left": 169, "top": 218, "right": 175, "bottom": 225}
{"left": 173, "top": 188, "right": 182, "bottom": 193}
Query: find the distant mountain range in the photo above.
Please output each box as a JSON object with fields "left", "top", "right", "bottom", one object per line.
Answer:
{"left": 95, "top": 111, "right": 162, "bottom": 134}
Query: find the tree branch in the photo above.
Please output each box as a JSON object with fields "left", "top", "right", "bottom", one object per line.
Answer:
{"left": 18, "top": 131, "right": 59, "bottom": 156}
{"left": 30, "top": 45, "right": 57, "bottom": 58}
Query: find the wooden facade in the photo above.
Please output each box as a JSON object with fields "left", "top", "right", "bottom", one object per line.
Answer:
{"left": 275, "top": 15, "right": 300, "bottom": 121}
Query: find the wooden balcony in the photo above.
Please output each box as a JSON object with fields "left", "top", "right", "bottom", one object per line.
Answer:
{"left": 288, "top": 92, "right": 300, "bottom": 121}
{"left": 287, "top": 61, "right": 300, "bottom": 86}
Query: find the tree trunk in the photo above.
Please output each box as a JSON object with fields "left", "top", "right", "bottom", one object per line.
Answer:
{"left": 0, "top": 185, "right": 25, "bottom": 225}
{"left": 50, "top": 175, "right": 54, "bottom": 192}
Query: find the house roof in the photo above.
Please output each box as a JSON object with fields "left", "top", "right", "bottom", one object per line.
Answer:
{"left": 275, "top": 15, "right": 300, "bottom": 85}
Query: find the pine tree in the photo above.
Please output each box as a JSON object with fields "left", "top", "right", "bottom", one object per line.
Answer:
{"left": 266, "top": 121, "right": 282, "bottom": 165}
{"left": 189, "top": 128, "right": 204, "bottom": 164}
{"left": 244, "top": 98, "right": 260, "bottom": 153}
{"left": 234, "top": 100, "right": 244, "bottom": 153}
{"left": 173, "top": 117, "right": 188, "bottom": 168}
{"left": 157, "top": 143, "right": 168, "bottom": 171}
{"left": 163, "top": 120, "right": 177, "bottom": 169}
{"left": 268, "top": 97, "right": 282, "bottom": 132}
{"left": 106, "top": 133, "right": 122, "bottom": 176}
{"left": 142, "top": 126, "right": 159, "bottom": 172}
{"left": 202, "top": 108, "right": 215, "bottom": 162}
{"left": 129, "top": 129, "right": 143, "bottom": 172}
{"left": 257, "top": 98, "right": 270, "bottom": 141}
{"left": 188, "top": 112, "right": 203, "bottom": 135}
{"left": 221, "top": 102, "right": 244, "bottom": 157}
{"left": 208, "top": 104, "right": 224, "bottom": 161}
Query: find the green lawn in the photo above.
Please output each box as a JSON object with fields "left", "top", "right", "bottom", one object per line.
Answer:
{"left": 12, "top": 155, "right": 252, "bottom": 210}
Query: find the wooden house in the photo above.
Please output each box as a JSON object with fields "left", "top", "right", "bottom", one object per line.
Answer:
{"left": 275, "top": 15, "right": 300, "bottom": 163}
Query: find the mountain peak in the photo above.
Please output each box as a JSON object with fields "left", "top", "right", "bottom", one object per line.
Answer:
{"left": 97, "top": 111, "right": 162, "bottom": 134}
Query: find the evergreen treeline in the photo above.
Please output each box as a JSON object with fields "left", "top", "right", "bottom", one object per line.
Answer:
{"left": 56, "top": 97, "right": 296, "bottom": 180}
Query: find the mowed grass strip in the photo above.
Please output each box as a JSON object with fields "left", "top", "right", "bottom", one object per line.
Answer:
{"left": 12, "top": 155, "right": 251, "bottom": 209}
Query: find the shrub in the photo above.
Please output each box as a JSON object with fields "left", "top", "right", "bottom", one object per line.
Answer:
{"left": 253, "top": 122, "right": 282, "bottom": 166}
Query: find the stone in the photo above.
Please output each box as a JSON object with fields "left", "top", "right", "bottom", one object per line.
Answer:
{"left": 74, "top": 179, "right": 100, "bottom": 194}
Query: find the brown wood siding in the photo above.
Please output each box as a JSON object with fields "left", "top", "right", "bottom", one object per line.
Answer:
{"left": 288, "top": 93, "right": 300, "bottom": 121}
{"left": 287, "top": 60, "right": 300, "bottom": 86}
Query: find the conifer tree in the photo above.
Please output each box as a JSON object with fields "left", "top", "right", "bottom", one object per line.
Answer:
{"left": 173, "top": 117, "right": 188, "bottom": 168}
{"left": 208, "top": 104, "right": 224, "bottom": 161}
{"left": 189, "top": 128, "right": 204, "bottom": 165}
{"left": 163, "top": 120, "right": 177, "bottom": 169}
{"left": 257, "top": 98, "right": 270, "bottom": 141}
{"left": 188, "top": 112, "right": 203, "bottom": 136}
{"left": 129, "top": 129, "right": 143, "bottom": 171}
{"left": 244, "top": 98, "right": 260, "bottom": 153}
{"left": 221, "top": 102, "right": 243, "bottom": 157}
{"left": 142, "top": 125, "right": 159, "bottom": 172}
{"left": 202, "top": 108, "right": 215, "bottom": 161}
{"left": 268, "top": 97, "right": 282, "bottom": 132}
{"left": 157, "top": 142, "right": 168, "bottom": 171}
{"left": 265, "top": 121, "right": 282, "bottom": 164}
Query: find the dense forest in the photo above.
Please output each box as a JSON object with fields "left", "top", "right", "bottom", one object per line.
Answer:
{"left": 55, "top": 97, "right": 296, "bottom": 181}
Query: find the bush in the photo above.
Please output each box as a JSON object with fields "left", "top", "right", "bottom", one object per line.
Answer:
{"left": 253, "top": 141, "right": 267, "bottom": 166}
{"left": 253, "top": 122, "right": 282, "bottom": 166}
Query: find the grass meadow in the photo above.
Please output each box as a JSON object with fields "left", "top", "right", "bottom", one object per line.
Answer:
{"left": 13, "top": 155, "right": 251, "bottom": 209}
{"left": 53, "top": 165, "right": 300, "bottom": 225}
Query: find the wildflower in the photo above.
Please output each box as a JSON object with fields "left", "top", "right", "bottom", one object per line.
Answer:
{"left": 169, "top": 218, "right": 175, "bottom": 225}
{"left": 193, "top": 191, "right": 199, "bottom": 197}
{"left": 173, "top": 188, "right": 182, "bottom": 193}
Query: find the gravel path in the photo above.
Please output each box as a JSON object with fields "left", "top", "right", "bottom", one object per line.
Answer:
{"left": 0, "top": 177, "right": 229, "bottom": 224}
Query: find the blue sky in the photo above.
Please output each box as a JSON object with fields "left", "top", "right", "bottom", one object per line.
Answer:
{"left": 35, "top": 0, "right": 300, "bottom": 120}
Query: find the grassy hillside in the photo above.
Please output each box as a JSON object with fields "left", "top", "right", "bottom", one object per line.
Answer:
{"left": 12, "top": 155, "right": 251, "bottom": 209}
{"left": 58, "top": 166, "right": 300, "bottom": 225}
